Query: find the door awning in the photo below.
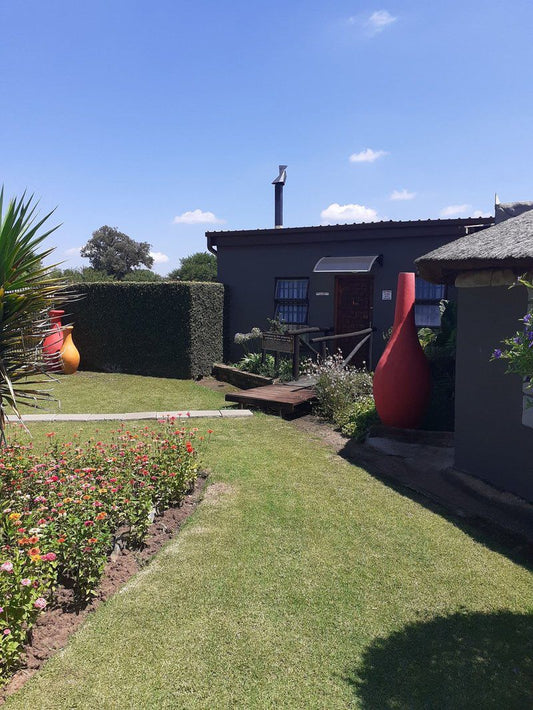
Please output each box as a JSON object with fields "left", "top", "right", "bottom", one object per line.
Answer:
{"left": 313, "top": 255, "right": 381, "bottom": 273}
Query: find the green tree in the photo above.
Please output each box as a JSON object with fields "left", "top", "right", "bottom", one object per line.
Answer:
{"left": 81, "top": 226, "right": 153, "bottom": 280}
{"left": 168, "top": 252, "right": 217, "bottom": 282}
{"left": 123, "top": 269, "right": 163, "bottom": 282}
{"left": 51, "top": 266, "right": 114, "bottom": 283}
{"left": 0, "top": 190, "right": 71, "bottom": 442}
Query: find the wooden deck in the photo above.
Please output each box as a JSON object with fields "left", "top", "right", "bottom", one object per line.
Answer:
{"left": 225, "top": 383, "right": 316, "bottom": 416}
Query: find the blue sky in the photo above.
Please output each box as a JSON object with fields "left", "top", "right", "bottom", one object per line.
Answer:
{"left": 2, "top": 0, "right": 532, "bottom": 274}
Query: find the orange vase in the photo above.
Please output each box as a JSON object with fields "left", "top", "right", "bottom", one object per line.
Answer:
{"left": 60, "top": 326, "right": 80, "bottom": 375}
{"left": 373, "top": 272, "right": 431, "bottom": 428}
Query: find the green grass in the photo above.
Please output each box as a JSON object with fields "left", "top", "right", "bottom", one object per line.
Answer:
{"left": 4, "top": 414, "right": 532, "bottom": 709}
{"left": 15, "top": 371, "right": 230, "bottom": 414}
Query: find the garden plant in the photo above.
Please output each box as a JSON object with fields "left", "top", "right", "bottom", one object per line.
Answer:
{"left": 306, "top": 353, "right": 378, "bottom": 439}
{"left": 492, "top": 276, "right": 533, "bottom": 386}
{"left": 233, "top": 322, "right": 310, "bottom": 382}
{"left": 0, "top": 420, "right": 205, "bottom": 683}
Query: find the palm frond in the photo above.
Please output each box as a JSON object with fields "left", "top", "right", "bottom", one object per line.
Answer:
{"left": 0, "top": 190, "right": 78, "bottom": 440}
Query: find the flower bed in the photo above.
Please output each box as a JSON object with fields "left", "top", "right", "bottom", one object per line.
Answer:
{"left": 0, "top": 421, "right": 210, "bottom": 684}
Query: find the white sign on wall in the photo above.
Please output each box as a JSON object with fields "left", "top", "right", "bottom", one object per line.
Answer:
{"left": 382, "top": 290, "right": 392, "bottom": 301}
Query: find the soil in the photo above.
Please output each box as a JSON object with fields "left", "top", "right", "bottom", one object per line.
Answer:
{"left": 0, "top": 472, "right": 209, "bottom": 703}
{"left": 196, "top": 376, "right": 238, "bottom": 395}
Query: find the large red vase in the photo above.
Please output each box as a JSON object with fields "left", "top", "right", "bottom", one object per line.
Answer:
{"left": 373, "top": 273, "right": 430, "bottom": 429}
{"left": 42, "top": 309, "right": 65, "bottom": 371}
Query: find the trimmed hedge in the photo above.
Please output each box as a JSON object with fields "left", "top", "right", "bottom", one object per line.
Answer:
{"left": 64, "top": 282, "right": 224, "bottom": 379}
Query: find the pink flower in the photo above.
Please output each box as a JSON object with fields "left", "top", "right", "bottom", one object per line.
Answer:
{"left": 0, "top": 607, "right": 4, "bottom": 613}
{"left": 21, "top": 578, "right": 31, "bottom": 586}
{"left": 41, "top": 552, "right": 57, "bottom": 562}
{"left": 3, "top": 628, "right": 11, "bottom": 635}
{"left": 1, "top": 561, "right": 13, "bottom": 573}
{"left": 34, "top": 597, "right": 47, "bottom": 610}
{"left": 84, "top": 520, "right": 94, "bottom": 527}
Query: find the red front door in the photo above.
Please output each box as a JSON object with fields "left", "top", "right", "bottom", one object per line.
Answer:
{"left": 334, "top": 275, "right": 374, "bottom": 368}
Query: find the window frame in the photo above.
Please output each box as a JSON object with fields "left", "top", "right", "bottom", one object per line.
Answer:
{"left": 273, "top": 277, "right": 309, "bottom": 327}
{"left": 415, "top": 276, "right": 447, "bottom": 328}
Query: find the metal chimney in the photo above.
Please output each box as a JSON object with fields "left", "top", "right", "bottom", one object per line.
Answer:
{"left": 272, "top": 165, "right": 287, "bottom": 228}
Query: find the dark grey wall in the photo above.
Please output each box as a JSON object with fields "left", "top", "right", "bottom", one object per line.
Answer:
{"left": 455, "top": 285, "right": 533, "bottom": 502}
{"left": 217, "top": 232, "right": 457, "bottom": 365}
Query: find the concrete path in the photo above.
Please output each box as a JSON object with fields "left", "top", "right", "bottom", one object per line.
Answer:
{"left": 6, "top": 409, "right": 253, "bottom": 423}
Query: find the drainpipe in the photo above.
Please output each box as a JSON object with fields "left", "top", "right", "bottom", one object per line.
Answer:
{"left": 272, "top": 165, "right": 287, "bottom": 228}
{"left": 206, "top": 234, "right": 217, "bottom": 255}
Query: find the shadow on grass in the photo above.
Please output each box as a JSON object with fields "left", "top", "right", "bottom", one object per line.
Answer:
{"left": 338, "top": 438, "right": 533, "bottom": 570}
{"left": 344, "top": 610, "right": 533, "bottom": 709}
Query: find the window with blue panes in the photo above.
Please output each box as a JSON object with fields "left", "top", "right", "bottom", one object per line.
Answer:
{"left": 415, "top": 277, "right": 446, "bottom": 327}
{"left": 274, "top": 278, "right": 309, "bottom": 325}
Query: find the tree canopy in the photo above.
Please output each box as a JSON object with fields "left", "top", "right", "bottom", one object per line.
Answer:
{"left": 168, "top": 252, "right": 217, "bottom": 282}
{"left": 80, "top": 226, "right": 153, "bottom": 280}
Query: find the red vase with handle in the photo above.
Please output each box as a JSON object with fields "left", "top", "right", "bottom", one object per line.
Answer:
{"left": 373, "top": 273, "right": 430, "bottom": 429}
{"left": 42, "top": 309, "right": 65, "bottom": 371}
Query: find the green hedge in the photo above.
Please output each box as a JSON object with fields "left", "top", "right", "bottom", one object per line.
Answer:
{"left": 63, "top": 283, "right": 224, "bottom": 379}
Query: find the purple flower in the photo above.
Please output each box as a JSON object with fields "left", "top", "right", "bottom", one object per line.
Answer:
{"left": 493, "top": 349, "right": 502, "bottom": 359}
{"left": 524, "top": 313, "right": 532, "bottom": 324}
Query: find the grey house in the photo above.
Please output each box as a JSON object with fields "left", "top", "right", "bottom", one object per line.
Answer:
{"left": 416, "top": 203, "right": 533, "bottom": 503}
{"left": 207, "top": 217, "right": 492, "bottom": 367}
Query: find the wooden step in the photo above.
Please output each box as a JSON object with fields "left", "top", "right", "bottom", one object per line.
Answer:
{"left": 225, "top": 383, "right": 316, "bottom": 415}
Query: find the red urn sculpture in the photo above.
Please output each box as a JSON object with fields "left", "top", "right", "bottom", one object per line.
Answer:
{"left": 42, "top": 309, "right": 65, "bottom": 372}
{"left": 373, "top": 272, "right": 430, "bottom": 429}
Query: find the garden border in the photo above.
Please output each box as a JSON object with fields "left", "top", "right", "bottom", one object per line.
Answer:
{"left": 0, "top": 472, "right": 209, "bottom": 702}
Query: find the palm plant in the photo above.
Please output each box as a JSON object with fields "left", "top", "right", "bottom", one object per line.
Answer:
{"left": 0, "top": 189, "right": 71, "bottom": 444}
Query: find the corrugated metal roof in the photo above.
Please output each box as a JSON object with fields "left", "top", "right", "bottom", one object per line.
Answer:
{"left": 207, "top": 216, "right": 493, "bottom": 238}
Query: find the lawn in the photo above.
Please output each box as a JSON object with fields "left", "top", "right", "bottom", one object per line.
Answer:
{"left": 3, "top": 405, "right": 532, "bottom": 709}
{"left": 15, "top": 371, "right": 230, "bottom": 414}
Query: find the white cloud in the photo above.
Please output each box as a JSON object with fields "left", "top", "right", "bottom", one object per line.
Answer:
{"left": 150, "top": 251, "right": 169, "bottom": 264}
{"left": 390, "top": 188, "right": 416, "bottom": 201}
{"left": 321, "top": 203, "right": 378, "bottom": 224}
{"left": 440, "top": 204, "right": 471, "bottom": 217}
{"left": 349, "top": 148, "right": 388, "bottom": 163}
{"left": 366, "top": 10, "right": 397, "bottom": 34}
{"left": 472, "top": 210, "right": 492, "bottom": 218}
{"left": 173, "top": 209, "right": 224, "bottom": 225}
{"left": 65, "top": 246, "right": 81, "bottom": 256}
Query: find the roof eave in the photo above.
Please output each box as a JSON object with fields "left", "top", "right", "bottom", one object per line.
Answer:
{"left": 417, "top": 257, "right": 533, "bottom": 284}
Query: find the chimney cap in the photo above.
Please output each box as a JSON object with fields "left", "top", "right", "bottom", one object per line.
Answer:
{"left": 272, "top": 165, "right": 287, "bottom": 185}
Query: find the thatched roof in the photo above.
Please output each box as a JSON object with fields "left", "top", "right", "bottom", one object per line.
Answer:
{"left": 416, "top": 208, "right": 533, "bottom": 283}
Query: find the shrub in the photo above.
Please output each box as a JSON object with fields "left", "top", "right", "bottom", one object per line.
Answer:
{"left": 418, "top": 300, "right": 457, "bottom": 431}
{"left": 307, "top": 353, "right": 374, "bottom": 436}
{"left": 67, "top": 282, "right": 224, "bottom": 378}
{"left": 339, "top": 396, "right": 379, "bottom": 440}
{"left": 235, "top": 352, "right": 307, "bottom": 382}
